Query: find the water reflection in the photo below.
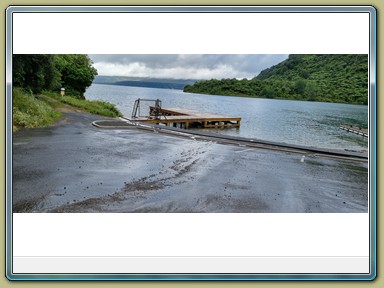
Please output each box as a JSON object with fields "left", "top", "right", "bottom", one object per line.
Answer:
{"left": 85, "top": 84, "right": 368, "bottom": 151}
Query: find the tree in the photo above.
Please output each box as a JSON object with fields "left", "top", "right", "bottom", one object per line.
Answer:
{"left": 13, "top": 54, "right": 97, "bottom": 98}
{"left": 13, "top": 54, "right": 61, "bottom": 94}
{"left": 55, "top": 55, "right": 98, "bottom": 98}
{"left": 294, "top": 79, "right": 307, "bottom": 95}
{"left": 304, "top": 81, "right": 319, "bottom": 101}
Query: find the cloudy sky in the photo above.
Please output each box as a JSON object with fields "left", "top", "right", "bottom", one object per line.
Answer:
{"left": 88, "top": 54, "right": 288, "bottom": 80}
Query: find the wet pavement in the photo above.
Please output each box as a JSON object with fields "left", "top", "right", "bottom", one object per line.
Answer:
{"left": 12, "top": 111, "right": 368, "bottom": 213}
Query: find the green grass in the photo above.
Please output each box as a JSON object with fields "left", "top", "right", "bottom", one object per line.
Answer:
{"left": 13, "top": 88, "right": 62, "bottom": 131}
{"left": 13, "top": 88, "right": 123, "bottom": 132}
{"left": 44, "top": 91, "right": 123, "bottom": 118}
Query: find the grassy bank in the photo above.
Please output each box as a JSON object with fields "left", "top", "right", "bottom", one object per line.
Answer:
{"left": 12, "top": 88, "right": 123, "bottom": 131}
{"left": 12, "top": 88, "right": 62, "bottom": 131}
{"left": 43, "top": 91, "right": 123, "bottom": 118}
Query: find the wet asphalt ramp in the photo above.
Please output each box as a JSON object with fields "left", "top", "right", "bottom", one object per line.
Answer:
{"left": 12, "top": 112, "right": 368, "bottom": 213}
{"left": 94, "top": 119, "right": 368, "bottom": 162}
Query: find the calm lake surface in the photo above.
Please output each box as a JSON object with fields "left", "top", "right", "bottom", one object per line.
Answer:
{"left": 85, "top": 84, "right": 368, "bottom": 151}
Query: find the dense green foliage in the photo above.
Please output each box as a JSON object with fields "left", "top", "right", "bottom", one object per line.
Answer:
{"left": 12, "top": 88, "right": 62, "bottom": 131}
{"left": 13, "top": 54, "right": 97, "bottom": 98}
{"left": 54, "top": 55, "right": 98, "bottom": 97}
{"left": 13, "top": 55, "right": 61, "bottom": 94}
{"left": 184, "top": 55, "right": 368, "bottom": 104}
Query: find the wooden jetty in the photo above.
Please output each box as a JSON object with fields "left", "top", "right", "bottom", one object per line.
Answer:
{"left": 129, "top": 106, "right": 241, "bottom": 129}
{"left": 340, "top": 125, "right": 368, "bottom": 138}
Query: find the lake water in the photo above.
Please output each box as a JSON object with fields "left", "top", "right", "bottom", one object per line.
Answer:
{"left": 85, "top": 84, "right": 368, "bottom": 151}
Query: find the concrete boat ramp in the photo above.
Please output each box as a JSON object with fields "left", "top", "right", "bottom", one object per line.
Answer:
{"left": 340, "top": 124, "right": 368, "bottom": 138}
{"left": 93, "top": 118, "right": 368, "bottom": 162}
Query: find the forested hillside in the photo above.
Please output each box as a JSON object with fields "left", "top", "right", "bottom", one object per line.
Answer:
{"left": 184, "top": 55, "right": 368, "bottom": 104}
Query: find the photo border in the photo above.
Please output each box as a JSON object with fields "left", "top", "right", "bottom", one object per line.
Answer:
{"left": 5, "top": 5, "right": 377, "bottom": 281}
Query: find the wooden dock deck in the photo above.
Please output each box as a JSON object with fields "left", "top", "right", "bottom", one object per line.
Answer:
{"left": 340, "top": 125, "right": 368, "bottom": 137}
{"left": 129, "top": 107, "right": 241, "bottom": 129}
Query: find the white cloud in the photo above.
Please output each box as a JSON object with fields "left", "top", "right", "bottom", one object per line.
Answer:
{"left": 90, "top": 54, "right": 288, "bottom": 80}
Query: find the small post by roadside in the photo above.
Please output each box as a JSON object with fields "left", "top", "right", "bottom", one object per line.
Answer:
{"left": 60, "top": 87, "right": 65, "bottom": 96}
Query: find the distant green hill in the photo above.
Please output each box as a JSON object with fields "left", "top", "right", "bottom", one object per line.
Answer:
{"left": 184, "top": 54, "right": 368, "bottom": 104}
{"left": 93, "top": 75, "right": 197, "bottom": 90}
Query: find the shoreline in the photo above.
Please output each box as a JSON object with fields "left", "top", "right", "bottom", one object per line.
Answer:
{"left": 182, "top": 89, "right": 369, "bottom": 105}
